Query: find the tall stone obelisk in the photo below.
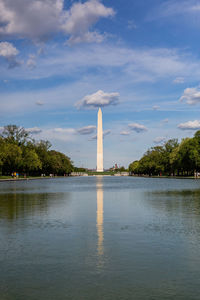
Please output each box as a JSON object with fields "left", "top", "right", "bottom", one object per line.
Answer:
{"left": 97, "top": 108, "right": 103, "bottom": 172}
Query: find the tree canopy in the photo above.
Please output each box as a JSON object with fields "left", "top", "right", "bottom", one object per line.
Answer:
{"left": 129, "top": 132, "right": 200, "bottom": 176}
{"left": 0, "top": 125, "right": 74, "bottom": 176}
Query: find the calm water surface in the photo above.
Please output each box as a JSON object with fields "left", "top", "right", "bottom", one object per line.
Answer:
{"left": 1, "top": 176, "right": 200, "bottom": 299}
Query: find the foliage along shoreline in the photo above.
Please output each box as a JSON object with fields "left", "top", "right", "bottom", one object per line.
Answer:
{"left": 129, "top": 130, "right": 200, "bottom": 177}
{"left": 0, "top": 125, "right": 74, "bottom": 176}
{"left": 2, "top": 125, "right": 200, "bottom": 179}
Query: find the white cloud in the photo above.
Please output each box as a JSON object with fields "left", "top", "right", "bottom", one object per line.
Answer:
{"left": 32, "top": 126, "right": 110, "bottom": 144}
{"left": 120, "top": 130, "right": 130, "bottom": 136}
{"left": 127, "top": 20, "right": 137, "bottom": 30}
{"left": 25, "top": 127, "right": 73, "bottom": 141}
{"left": 161, "top": 118, "right": 169, "bottom": 124}
{"left": 0, "top": 0, "right": 114, "bottom": 44}
{"left": 76, "top": 125, "right": 96, "bottom": 135}
{"left": 178, "top": 120, "right": 200, "bottom": 130}
{"left": 0, "top": 0, "right": 61, "bottom": 40}
{"left": 152, "top": 105, "right": 160, "bottom": 110}
{"left": 0, "top": 41, "right": 21, "bottom": 68}
{"left": 173, "top": 77, "right": 184, "bottom": 84}
{"left": 43, "top": 44, "right": 200, "bottom": 84}
{"left": 63, "top": 0, "right": 115, "bottom": 45}
{"left": 66, "top": 31, "right": 105, "bottom": 45}
{"left": 153, "top": 136, "right": 166, "bottom": 144}
{"left": 1, "top": 43, "right": 200, "bottom": 83}
{"left": 190, "top": 4, "right": 200, "bottom": 12}
{"left": 39, "top": 127, "right": 76, "bottom": 142}
{"left": 76, "top": 90, "right": 120, "bottom": 109}
{"left": 27, "top": 54, "right": 36, "bottom": 69}
{"left": 0, "top": 42, "right": 18, "bottom": 57}
{"left": 128, "top": 123, "right": 147, "bottom": 133}
{"left": 180, "top": 87, "right": 200, "bottom": 105}
{"left": 26, "top": 127, "right": 42, "bottom": 134}
{"left": 53, "top": 128, "right": 76, "bottom": 134}
{"left": 24, "top": 126, "right": 80, "bottom": 143}
{"left": 47, "top": 126, "right": 97, "bottom": 139}
{"left": 148, "top": 0, "right": 200, "bottom": 20}
{"left": 2, "top": 44, "right": 200, "bottom": 116}
{"left": 35, "top": 100, "right": 44, "bottom": 106}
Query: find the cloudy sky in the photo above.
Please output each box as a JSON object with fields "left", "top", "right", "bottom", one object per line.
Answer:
{"left": 1, "top": 0, "right": 200, "bottom": 168}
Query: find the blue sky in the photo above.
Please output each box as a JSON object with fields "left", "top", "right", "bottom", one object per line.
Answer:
{"left": 1, "top": 0, "right": 200, "bottom": 168}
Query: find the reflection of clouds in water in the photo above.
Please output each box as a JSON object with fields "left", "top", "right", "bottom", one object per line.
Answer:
{"left": 96, "top": 176, "right": 104, "bottom": 257}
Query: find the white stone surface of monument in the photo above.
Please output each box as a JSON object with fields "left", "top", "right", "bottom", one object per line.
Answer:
{"left": 97, "top": 108, "right": 103, "bottom": 172}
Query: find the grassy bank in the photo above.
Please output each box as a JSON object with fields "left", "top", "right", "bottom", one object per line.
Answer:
{"left": 86, "top": 171, "right": 116, "bottom": 176}
{"left": 0, "top": 175, "right": 61, "bottom": 182}
{"left": 130, "top": 174, "right": 199, "bottom": 179}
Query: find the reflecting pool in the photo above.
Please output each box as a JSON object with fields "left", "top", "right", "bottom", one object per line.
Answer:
{"left": 1, "top": 176, "right": 200, "bottom": 299}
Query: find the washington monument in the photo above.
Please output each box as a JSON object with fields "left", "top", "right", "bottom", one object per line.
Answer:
{"left": 97, "top": 108, "right": 103, "bottom": 172}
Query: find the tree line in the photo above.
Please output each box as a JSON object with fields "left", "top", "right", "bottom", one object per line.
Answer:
{"left": 0, "top": 125, "right": 74, "bottom": 176}
{"left": 129, "top": 130, "right": 200, "bottom": 177}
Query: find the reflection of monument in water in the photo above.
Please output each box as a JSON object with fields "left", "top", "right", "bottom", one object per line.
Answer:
{"left": 96, "top": 177, "right": 104, "bottom": 256}
{"left": 96, "top": 109, "right": 104, "bottom": 258}
{"left": 97, "top": 108, "right": 103, "bottom": 172}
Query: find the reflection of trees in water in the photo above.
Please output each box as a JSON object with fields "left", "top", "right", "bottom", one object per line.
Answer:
{"left": 0, "top": 192, "right": 68, "bottom": 221}
{"left": 146, "top": 189, "right": 200, "bottom": 216}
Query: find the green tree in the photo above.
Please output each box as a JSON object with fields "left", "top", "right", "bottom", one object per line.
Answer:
{"left": 34, "top": 140, "right": 52, "bottom": 174}
{"left": 0, "top": 124, "right": 76, "bottom": 177}
{"left": 137, "top": 147, "right": 164, "bottom": 176}
{"left": 170, "top": 146, "right": 181, "bottom": 176}
{"left": 162, "top": 139, "right": 179, "bottom": 175}
{"left": 21, "top": 149, "right": 42, "bottom": 174}
{"left": 129, "top": 161, "right": 139, "bottom": 174}
{"left": 176, "top": 138, "right": 197, "bottom": 175}
{"left": 2, "top": 143, "right": 22, "bottom": 174}
{"left": 47, "top": 150, "right": 73, "bottom": 175}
